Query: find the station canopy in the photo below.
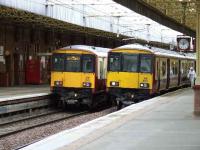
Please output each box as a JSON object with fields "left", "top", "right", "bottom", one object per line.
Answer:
{"left": 143, "top": 0, "right": 196, "bottom": 32}
{"left": 58, "top": 0, "right": 187, "bottom": 44}
{"left": 1, "top": 0, "right": 196, "bottom": 45}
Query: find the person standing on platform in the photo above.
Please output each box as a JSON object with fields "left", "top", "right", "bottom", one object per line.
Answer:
{"left": 187, "top": 67, "right": 196, "bottom": 87}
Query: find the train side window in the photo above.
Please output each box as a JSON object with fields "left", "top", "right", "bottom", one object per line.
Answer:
{"left": 174, "top": 62, "right": 178, "bottom": 75}
{"left": 170, "top": 61, "right": 174, "bottom": 75}
{"left": 181, "top": 62, "right": 186, "bottom": 75}
{"left": 170, "top": 61, "right": 178, "bottom": 76}
{"left": 160, "top": 60, "right": 167, "bottom": 78}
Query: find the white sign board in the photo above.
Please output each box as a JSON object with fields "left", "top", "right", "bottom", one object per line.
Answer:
{"left": 0, "top": 46, "right": 4, "bottom": 55}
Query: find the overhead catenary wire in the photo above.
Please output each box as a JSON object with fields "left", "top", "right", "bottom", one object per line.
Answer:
{"left": 19, "top": 0, "right": 180, "bottom": 43}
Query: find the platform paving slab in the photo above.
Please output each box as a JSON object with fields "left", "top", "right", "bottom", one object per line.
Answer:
{"left": 0, "top": 85, "right": 50, "bottom": 100}
{"left": 21, "top": 88, "right": 199, "bottom": 150}
{"left": 73, "top": 89, "right": 200, "bottom": 150}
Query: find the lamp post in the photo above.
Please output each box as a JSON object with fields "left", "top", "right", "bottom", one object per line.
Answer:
{"left": 146, "top": 24, "right": 151, "bottom": 42}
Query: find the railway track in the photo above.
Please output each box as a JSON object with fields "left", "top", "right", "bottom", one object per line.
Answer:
{"left": 0, "top": 109, "right": 61, "bottom": 126}
{"left": 0, "top": 110, "right": 89, "bottom": 138}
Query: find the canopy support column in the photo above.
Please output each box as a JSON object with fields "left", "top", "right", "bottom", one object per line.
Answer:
{"left": 194, "top": 1, "right": 200, "bottom": 115}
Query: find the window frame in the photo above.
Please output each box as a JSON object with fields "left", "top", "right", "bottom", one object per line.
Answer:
{"left": 65, "top": 54, "right": 81, "bottom": 72}
{"left": 139, "top": 54, "right": 153, "bottom": 73}
{"left": 108, "top": 52, "right": 122, "bottom": 72}
{"left": 82, "top": 54, "right": 95, "bottom": 73}
{"left": 122, "top": 53, "right": 139, "bottom": 72}
{"left": 51, "top": 53, "right": 65, "bottom": 72}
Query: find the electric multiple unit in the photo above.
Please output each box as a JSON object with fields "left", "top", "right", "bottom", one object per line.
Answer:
{"left": 51, "top": 44, "right": 195, "bottom": 110}
{"left": 51, "top": 45, "right": 109, "bottom": 109}
{"left": 106, "top": 44, "right": 195, "bottom": 109}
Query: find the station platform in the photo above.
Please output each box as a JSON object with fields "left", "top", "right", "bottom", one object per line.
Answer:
{"left": 0, "top": 85, "right": 50, "bottom": 102}
{"left": 21, "top": 88, "right": 200, "bottom": 150}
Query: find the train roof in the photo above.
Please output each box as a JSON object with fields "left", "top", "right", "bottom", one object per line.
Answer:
{"left": 113, "top": 43, "right": 196, "bottom": 60}
{"left": 59, "top": 45, "right": 109, "bottom": 57}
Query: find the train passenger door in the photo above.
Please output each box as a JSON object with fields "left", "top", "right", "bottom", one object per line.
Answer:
{"left": 97, "top": 57, "right": 106, "bottom": 90}
{"left": 166, "top": 58, "right": 170, "bottom": 89}
{"left": 155, "top": 58, "right": 160, "bottom": 91}
{"left": 178, "top": 59, "right": 181, "bottom": 86}
{"left": 169, "top": 59, "right": 179, "bottom": 88}
{"left": 159, "top": 58, "right": 168, "bottom": 91}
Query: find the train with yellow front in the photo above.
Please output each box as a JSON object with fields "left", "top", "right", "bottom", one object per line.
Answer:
{"left": 51, "top": 45, "right": 109, "bottom": 109}
{"left": 106, "top": 44, "right": 195, "bottom": 109}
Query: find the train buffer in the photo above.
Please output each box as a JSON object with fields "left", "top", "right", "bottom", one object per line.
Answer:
{"left": 21, "top": 88, "right": 200, "bottom": 150}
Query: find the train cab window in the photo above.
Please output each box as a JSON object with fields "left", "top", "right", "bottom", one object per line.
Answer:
{"left": 82, "top": 55, "right": 94, "bottom": 73}
{"left": 122, "top": 54, "right": 138, "bottom": 72}
{"left": 108, "top": 53, "right": 121, "bottom": 71}
{"left": 52, "top": 54, "right": 65, "bottom": 71}
{"left": 140, "top": 55, "right": 152, "bottom": 73}
{"left": 65, "top": 55, "right": 81, "bottom": 72}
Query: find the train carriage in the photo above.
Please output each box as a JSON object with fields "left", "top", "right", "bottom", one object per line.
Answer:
{"left": 106, "top": 44, "right": 195, "bottom": 109}
{"left": 51, "top": 45, "right": 109, "bottom": 109}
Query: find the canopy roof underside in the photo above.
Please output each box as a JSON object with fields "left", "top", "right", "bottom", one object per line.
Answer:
{"left": 143, "top": 0, "right": 196, "bottom": 33}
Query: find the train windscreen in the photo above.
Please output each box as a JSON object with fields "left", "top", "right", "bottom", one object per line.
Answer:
{"left": 108, "top": 53, "right": 121, "bottom": 71}
{"left": 82, "top": 55, "right": 95, "bottom": 73}
{"left": 108, "top": 52, "right": 153, "bottom": 73}
{"left": 52, "top": 54, "right": 65, "bottom": 71}
{"left": 122, "top": 54, "right": 138, "bottom": 72}
{"left": 65, "top": 55, "right": 81, "bottom": 72}
{"left": 140, "top": 55, "right": 153, "bottom": 73}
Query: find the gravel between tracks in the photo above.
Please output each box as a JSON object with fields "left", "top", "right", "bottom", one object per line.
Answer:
{"left": 0, "top": 107, "right": 116, "bottom": 150}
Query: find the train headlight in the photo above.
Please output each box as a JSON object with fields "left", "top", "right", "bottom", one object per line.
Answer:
{"left": 140, "top": 83, "right": 149, "bottom": 88}
{"left": 131, "top": 94, "right": 135, "bottom": 99}
{"left": 83, "top": 82, "right": 91, "bottom": 87}
{"left": 110, "top": 81, "right": 119, "bottom": 87}
{"left": 74, "top": 93, "right": 78, "bottom": 97}
{"left": 54, "top": 81, "right": 63, "bottom": 86}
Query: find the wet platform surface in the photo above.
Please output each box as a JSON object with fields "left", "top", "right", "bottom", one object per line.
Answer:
{"left": 22, "top": 88, "right": 200, "bottom": 150}
{"left": 0, "top": 85, "right": 50, "bottom": 101}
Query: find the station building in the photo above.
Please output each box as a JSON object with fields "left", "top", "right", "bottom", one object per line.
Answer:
{"left": 0, "top": 0, "right": 198, "bottom": 90}
{"left": 0, "top": 3, "right": 124, "bottom": 87}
